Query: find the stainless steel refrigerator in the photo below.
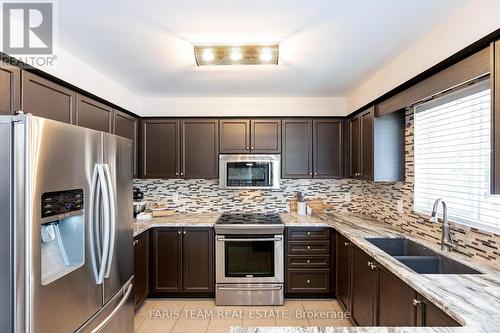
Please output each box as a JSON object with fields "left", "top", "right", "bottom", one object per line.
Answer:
{"left": 0, "top": 113, "right": 134, "bottom": 333}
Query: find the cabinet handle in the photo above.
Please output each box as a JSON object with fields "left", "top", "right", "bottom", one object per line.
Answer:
{"left": 175, "top": 172, "right": 179, "bottom": 176}
{"left": 370, "top": 263, "right": 377, "bottom": 270}
{"left": 251, "top": 146, "right": 254, "bottom": 150}
{"left": 307, "top": 232, "right": 311, "bottom": 236}
{"left": 133, "top": 240, "right": 138, "bottom": 246}
{"left": 314, "top": 172, "right": 317, "bottom": 176}
{"left": 412, "top": 299, "right": 422, "bottom": 306}
{"left": 178, "top": 231, "right": 181, "bottom": 235}
{"left": 180, "top": 172, "right": 184, "bottom": 176}
{"left": 246, "top": 146, "right": 249, "bottom": 150}
{"left": 367, "top": 261, "right": 372, "bottom": 267}
{"left": 307, "top": 246, "right": 311, "bottom": 250}
{"left": 306, "top": 279, "right": 311, "bottom": 284}
{"left": 306, "top": 259, "right": 310, "bottom": 264}
{"left": 344, "top": 242, "right": 350, "bottom": 247}
{"left": 309, "top": 172, "right": 312, "bottom": 176}
{"left": 183, "top": 231, "right": 186, "bottom": 235}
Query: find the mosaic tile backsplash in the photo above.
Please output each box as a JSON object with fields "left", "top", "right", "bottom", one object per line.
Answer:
{"left": 134, "top": 110, "right": 499, "bottom": 265}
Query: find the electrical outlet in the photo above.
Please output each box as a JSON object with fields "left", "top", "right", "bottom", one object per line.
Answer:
{"left": 172, "top": 192, "right": 179, "bottom": 202}
{"left": 397, "top": 200, "right": 404, "bottom": 213}
{"left": 344, "top": 192, "right": 351, "bottom": 202}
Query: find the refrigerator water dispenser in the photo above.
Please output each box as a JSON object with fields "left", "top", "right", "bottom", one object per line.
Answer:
{"left": 41, "top": 189, "right": 85, "bottom": 285}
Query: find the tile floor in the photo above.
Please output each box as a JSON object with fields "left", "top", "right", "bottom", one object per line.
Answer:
{"left": 135, "top": 299, "right": 352, "bottom": 333}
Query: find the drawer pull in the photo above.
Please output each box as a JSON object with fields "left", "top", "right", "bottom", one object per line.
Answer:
{"left": 306, "top": 259, "right": 310, "bottom": 264}
{"left": 307, "top": 246, "right": 311, "bottom": 250}
{"left": 133, "top": 240, "right": 138, "bottom": 246}
{"left": 412, "top": 299, "right": 422, "bottom": 306}
{"left": 344, "top": 242, "right": 350, "bottom": 247}
{"left": 307, "top": 232, "right": 311, "bottom": 236}
{"left": 306, "top": 279, "right": 311, "bottom": 284}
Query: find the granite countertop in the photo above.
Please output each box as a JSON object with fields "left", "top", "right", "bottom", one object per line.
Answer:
{"left": 232, "top": 213, "right": 500, "bottom": 333}
{"left": 132, "top": 212, "right": 500, "bottom": 332}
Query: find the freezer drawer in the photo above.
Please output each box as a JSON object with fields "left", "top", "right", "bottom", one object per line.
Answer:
{"left": 78, "top": 279, "right": 134, "bottom": 333}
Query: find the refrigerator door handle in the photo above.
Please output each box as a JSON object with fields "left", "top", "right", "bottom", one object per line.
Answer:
{"left": 96, "top": 164, "right": 111, "bottom": 285}
{"left": 103, "top": 164, "right": 116, "bottom": 279}
{"left": 88, "top": 165, "right": 100, "bottom": 282}
{"left": 90, "top": 281, "right": 133, "bottom": 333}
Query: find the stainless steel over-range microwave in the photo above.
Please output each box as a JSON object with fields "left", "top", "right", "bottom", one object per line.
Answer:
{"left": 219, "top": 154, "right": 281, "bottom": 190}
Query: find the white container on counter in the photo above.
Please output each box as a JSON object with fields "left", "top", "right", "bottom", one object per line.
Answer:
{"left": 297, "top": 201, "right": 307, "bottom": 216}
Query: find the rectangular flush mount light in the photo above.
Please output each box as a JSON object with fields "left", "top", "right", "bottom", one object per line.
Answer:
{"left": 194, "top": 44, "right": 279, "bottom": 66}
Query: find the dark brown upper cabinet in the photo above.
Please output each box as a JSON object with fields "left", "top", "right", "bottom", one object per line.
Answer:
{"left": 0, "top": 61, "right": 20, "bottom": 115}
{"left": 22, "top": 71, "right": 76, "bottom": 124}
{"left": 133, "top": 231, "right": 149, "bottom": 309}
{"left": 75, "top": 94, "right": 113, "bottom": 133}
{"left": 152, "top": 227, "right": 214, "bottom": 296}
{"left": 282, "top": 119, "right": 313, "bottom": 178}
{"left": 313, "top": 119, "right": 343, "bottom": 178}
{"left": 114, "top": 110, "right": 139, "bottom": 177}
{"left": 335, "top": 233, "right": 351, "bottom": 312}
{"left": 492, "top": 40, "right": 500, "bottom": 194}
{"left": 140, "top": 119, "right": 180, "bottom": 178}
{"left": 219, "top": 119, "right": 250, "bottom": 153}
{"left": 347, "top": 107, "right": 405, "bottom": 182}
{"left": 250, "top": 119, "right": 281, "bottom": 153}
{"left": 180, "top": 119, "right": 219, "bottom": 179}
{"left": 351, "top": 246, "right": 378, "bottom": 326}
{"left": 219, "top": 118, "right": 281, "bottom": 154}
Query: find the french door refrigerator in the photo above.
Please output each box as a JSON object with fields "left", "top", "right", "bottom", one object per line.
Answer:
{"left": 0, "top": 114, "right": 134, "bottom": 333}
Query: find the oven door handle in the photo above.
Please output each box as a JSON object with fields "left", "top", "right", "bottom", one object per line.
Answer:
{"left": 216, "top": 236, "right": 283, "bottom": 242}
{"left": 217, "top": 286, "right": 282, "bottom": 291}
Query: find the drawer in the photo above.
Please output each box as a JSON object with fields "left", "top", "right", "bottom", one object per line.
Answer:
{"left": 287, "top": 227, "right": 330, "bottom": 241}
{"left": 287, "top": 269, "right": 330, "bottom": 294}
{"left": 287, "top": 241, "right": 330, "bottom": 255}
{"left": 287, "top": 255, "right": 330, "bottom": 268}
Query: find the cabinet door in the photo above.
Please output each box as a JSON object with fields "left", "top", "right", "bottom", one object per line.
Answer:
{"left": 493, "top": 40, "right": 500, "bottom": 194}
{"left": 220, "top": 119, "right": 250, "bottom": 153}
{"left": 140, "top": 119, "right": 179, "bottom": 178}
{"left": 250, "top": 119, "right": 281, "bottom": 153}
{"left": 416, "top": 294, "right": 460, "bottom": 327}
{"left": 351, "top": 246, "right": 377, "bottom": 326}
{"left": 335, "top": 233, "right": 351, "bottom": 312}
{"left": 152, "top": 228, "right": 182, "bottom": 293}
{"left": 133, "top": 231, "right": 149, "bottom": 309}
{"left": 360, "top": 108, "right": 374, "bottom": 180}
{"left": 313, "top": 119, "right": 343, "bottom": 178}
{"left": 182, "top": 228, "right": 214, "bottom": 294}
{"left": 282, "top": 119, "right": 313, "bottom": 178}
{"left": 22, "top": 71, "right": 76, "bottom": 123}
{"left": 114, "top": 110, "right": 139, "bottom": 177}
{"left": 76, "top": 94, "right": 113, "bottom": 132}
{"left": 348, "top": 116, "right": 361, "bottom": 178}
{"left": 0, "top": 61, "right": 20, "bottom": 115}
{"left": 378, "top": 267, "right": 416, "bottom": 326}
{"left": 181, "top": 119, "right": 219, "bottom": 179}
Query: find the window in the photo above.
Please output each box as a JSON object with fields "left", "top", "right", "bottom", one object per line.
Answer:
{"left": 414, "top": 79, "right": 500, "bottom": 233}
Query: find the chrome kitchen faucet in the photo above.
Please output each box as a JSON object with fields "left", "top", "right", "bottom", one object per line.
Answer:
{"left": 429, "top": 198, "right": 457, "bottom": 252}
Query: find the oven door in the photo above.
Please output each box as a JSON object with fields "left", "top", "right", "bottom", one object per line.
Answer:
{"left": 216, "top": 234, "right": 284, "bottom": 284}
{"left": 219, "top": 154, "right": 280, "bottom": 190}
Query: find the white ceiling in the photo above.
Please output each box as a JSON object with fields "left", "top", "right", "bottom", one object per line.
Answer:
{"left": 56, "top": 0, "right": 467, "bottom": 97}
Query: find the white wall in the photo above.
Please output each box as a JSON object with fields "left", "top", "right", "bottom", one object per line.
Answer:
{"left": 139, "top": 96, "right": 347, "bottom": 117}
{"left": 347, "top": 0, "right": 500, "bottom": 113}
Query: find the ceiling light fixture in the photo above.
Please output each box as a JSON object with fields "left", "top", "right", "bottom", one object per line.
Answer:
{"left": 194, "top": 44, "right": 279, "bottom": 66}
{"left": 202, "top": 50, "right": 215, "bottom": 62}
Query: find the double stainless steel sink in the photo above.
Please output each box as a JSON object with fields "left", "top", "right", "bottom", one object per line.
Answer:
{"left": 365, "top": 238, "right": 482, "bottom": 274}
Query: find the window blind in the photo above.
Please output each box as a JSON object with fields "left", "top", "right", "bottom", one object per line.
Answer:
{"left": 414, "top": 79, "right": 500, "bottom": 233}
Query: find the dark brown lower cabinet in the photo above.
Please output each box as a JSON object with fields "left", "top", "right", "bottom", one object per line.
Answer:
{"left": 351, "top": 246, "right": 377, "bottom": 326}
{"left": 182, "top": 227, "right": 214, "bottom": 294}
{"left": 151, "top": 227, "right": 214, "bottom": 297}
{"left": 416, "top": 294, "right": 460, "bottom": 327}
{"left": 133, "top": 231, "right": 149, "bottom": 309}
{"left": 377, "top": 267, "right": 416, "bottom": 326}
{"left": 335, "top": 233, "right": 351, "bottom": 312}
{"left": 152, "top": 228, "right": 182, "bottom": 293}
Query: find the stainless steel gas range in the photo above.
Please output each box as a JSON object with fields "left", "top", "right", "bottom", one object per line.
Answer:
{"left": 214, "top": 213, "right": 284, "bottom": 306}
